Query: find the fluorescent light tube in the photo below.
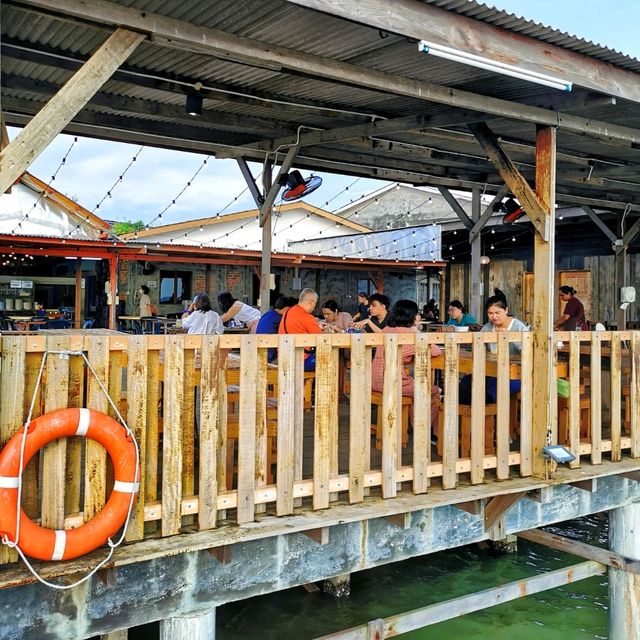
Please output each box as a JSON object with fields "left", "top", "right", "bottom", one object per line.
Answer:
{"left": 419, "top": 41, "right": 572, "bottom": 92}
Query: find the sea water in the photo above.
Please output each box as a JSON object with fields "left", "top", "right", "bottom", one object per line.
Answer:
{"left": 216, "top": 515, "right": 608, "bottom": 639}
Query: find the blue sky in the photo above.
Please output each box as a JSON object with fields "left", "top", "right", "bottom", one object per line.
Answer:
{"left": 16, "top": 0, "right": 640, "bottom": 228}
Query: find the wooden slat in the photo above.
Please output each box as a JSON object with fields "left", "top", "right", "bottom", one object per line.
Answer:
{"left": 495, "top": 333, "right": 510, "bottom": 480}
{"left": 199, "top": 336, "right": 221, "bottom": 530}
{"left": 442, "top": 333, "right": 459, "bottom": 490}
{"left": 590, "top": 333, "right": 603, "bottom": 464}
{"left": 0, "top": 336, "right": 26, "bottom": 563}
{"left": 182, "top": 348, "right": 196, "bottom": 500}
{"left": 484, "top": 491, "right": 526, "bottom": 531}
{"left": 108, "top": 350, "right": 123, "bottom": 420}
{"left": 41, "top": 336, "right": 70, "bottom": 530}
{"left": 330, "top": 345, "right": 340, "bottom": 502}
{"left": 313, "top": 336, "right": 333, "bottom": 509}
{"left": 237, "top": 335, "right": 258, "bottom": 524}
{"left": 64, "top": 352, "right": 85, "bottom": 515}
{"left": 21, "top": 351, "right": 41, "bottom": 521}
{"left": 381, "top": 333, "right": 400, "bottom": 498}
{"left": 144, "top": 349, "right": 160, "bottom": 503}
{"left": 349, "top": 335, "right": 370, "bottom": 502}
{"left": 412, "top": 334, "right": 431, "bottom": 494}
{"left": 84, "top": 335, "right": 110, "bottom": 520}
{"left": 610, "top": 333, "right": 622, "bottom": 462}
{"left": 631, "top": 332, "right": 640, "bottom": 458}
{"left": 470, "top": 333, "right": 486, "bottom": 484}
{"left": 162, "top": 336, "right": 184, "bottom": 536}
{"left": 293, "top": 347, "right": 305, "bottom": 507}
{"left": 124, "top": 336, "right": 147, "bottom": 542}
{"left": 568, "top": 332, "right": 581, "bottom": 469}
{"left": 277, "top": 335, "right": 296, "bottom": 515}
{"left": 254, "top": 345, "right": 268, "bottom": 514}
{"left": 519, "top": 333, "right": 533, "bottom": 476}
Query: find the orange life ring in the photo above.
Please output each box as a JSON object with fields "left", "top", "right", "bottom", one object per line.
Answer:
{"left": 0, "top": 408, "right": 138, "bottom": 561}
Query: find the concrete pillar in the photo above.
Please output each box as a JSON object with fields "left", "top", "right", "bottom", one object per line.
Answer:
{"left": 160, "top": 608, "right": 216, "bottom": 640}
{"left": 609, "top": 504, "right": 640, "bottom": 639}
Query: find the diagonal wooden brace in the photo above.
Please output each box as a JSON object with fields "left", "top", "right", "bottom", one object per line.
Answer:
{"left": 469, "top": 122, "right": 550, "bottom": 241}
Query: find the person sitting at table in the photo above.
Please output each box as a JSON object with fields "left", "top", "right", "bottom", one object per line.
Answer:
{"left": 371, "top": 299, "right": 442, "bottom": 431}
{"left": 352, "top": 291, "right": 370, "bottom": 322}
{"left": 181, "top": 293, "right": 224, "bottom": 335}
{"left": 278, "top": 288, "right": 324, "bottom": 371}
{"left": 422, "top": 298, "right": 439, "bottom": 322}
{"left": 460, "top": 288, "right": 529, "bottom": 404}
{"left": 554, "top": 285, "right": 587, "bottom": 331}
{"left": 445, "top": 300, "right": 477, "bottom": 327}
{"left": 256, "top": 296, "right": 298, "bottom": 362}
{"left": 353, "top": 293, "right": 390, "bottom": 333}
{"left": 217, "top": 291, "right": 261, "bottom": 333}
{"left": 320, "top": 299, "right": 353, "bottom": 333}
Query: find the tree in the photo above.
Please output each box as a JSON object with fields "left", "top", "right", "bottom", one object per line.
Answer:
{"left": 112, "top": 220, "right": 145, "bottom": 236}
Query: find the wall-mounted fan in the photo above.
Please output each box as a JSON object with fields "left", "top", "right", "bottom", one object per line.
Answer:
{"left": 280, "top": 170, "right": 322, "bottom": 201}
{"left": 501, "top": 197, "right": 525, "bottom": 224}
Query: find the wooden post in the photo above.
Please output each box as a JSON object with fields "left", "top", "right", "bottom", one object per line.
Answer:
{"left": 469, "top": 188, "right": 483, "bottom": 322}
{"left": 160, "top": 608, "right": 216, "bottom": 640}
{"left": 614, "top": 246, "right": 627, "bottom": 330}
{"left": 74, "top": 257, "right": 83, "bottom": 327}
{"left": 609, "top": 503, "right": 640, "bottom": 639}
{"left": 259, "top": 162, "right": 273, "bottom": 313}
{"left": 108, "top": 255, "right": 118, "bottom": 330}
{"left": 531, "top": 126, "right": 556, "bottom": 479}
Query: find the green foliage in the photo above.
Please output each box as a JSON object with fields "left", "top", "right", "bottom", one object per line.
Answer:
{"left": 112, "top": 220, "right": 145, "bottom": 236}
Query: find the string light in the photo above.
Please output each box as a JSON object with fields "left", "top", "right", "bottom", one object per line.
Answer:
{"left": 93, "top": 146, "right": 144, "bottom": 213}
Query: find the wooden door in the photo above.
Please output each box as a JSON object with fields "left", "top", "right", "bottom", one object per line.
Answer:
{"left": 558, "top": 270, "right": 592, "bottom": 323}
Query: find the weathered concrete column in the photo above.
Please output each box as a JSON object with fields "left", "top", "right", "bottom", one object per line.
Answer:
{"left": 160, "top": 607, "right": 216, "bottom": 640}
{"left": 101, "top": 630, "right": 128, "bottom": 640}
{"left": 609, "top": 504, "right": 640, "bottom": 639}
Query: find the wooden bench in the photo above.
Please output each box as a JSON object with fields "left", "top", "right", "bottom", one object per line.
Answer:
{"left": 370, "top": 391, "right": 412, "bottom": 449}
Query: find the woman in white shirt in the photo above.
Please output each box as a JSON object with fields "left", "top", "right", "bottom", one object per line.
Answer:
{"left": 182, "top": 293, "right": 224, "bottom": 335}
{"left": 217, "top": 291, "right": 261, "bottom": 332}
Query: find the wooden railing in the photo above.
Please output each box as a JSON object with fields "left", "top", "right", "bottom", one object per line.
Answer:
{"left": 0, "top": 330, "right": 637, "bottom": 565}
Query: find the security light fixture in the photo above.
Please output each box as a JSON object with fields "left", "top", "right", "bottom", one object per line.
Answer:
{"left": 186, "top": 94, "right": 203, "bottom": 116}
{"left": 543, "top": 445, "right": 576, "bottom": 464}
{"left": 418, "top": 41, "right": 572, "bottom": 92}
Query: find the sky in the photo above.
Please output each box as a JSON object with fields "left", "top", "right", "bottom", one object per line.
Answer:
{"left": 14, "top": 0, "right": 640, "bottom": 228}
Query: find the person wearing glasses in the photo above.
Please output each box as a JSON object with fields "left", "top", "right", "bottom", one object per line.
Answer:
{"left": 445, "top": 300, "right": 477, "bottom": 327}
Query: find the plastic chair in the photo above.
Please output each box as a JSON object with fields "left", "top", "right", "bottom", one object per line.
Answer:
{"left": 45, "top": 319, "right": 71, "bottom": 329}
{"left": 82, "top": 318, "right": 96, "bottom": 329}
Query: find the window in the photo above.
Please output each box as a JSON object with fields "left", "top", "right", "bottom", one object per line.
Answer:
{"left": 159, "top": 270, "right": 191, "bottom": 304}
{"left": 357, "top": 278, "right": 376, "bottom": 296}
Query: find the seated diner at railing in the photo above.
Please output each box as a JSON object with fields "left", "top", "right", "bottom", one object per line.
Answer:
{"left": 217, "top": 291, "right": 261, "bottom": 332}
{"left": 459, "top": 288, "right": 529, "bottom": 403}
{"left": 371, "top": 299, "right": 442, "bottom": 431}
{"left": 320, "top": 299, "right": 353, "bottom": 333}
{"left": 181, "top": 293, "right": 224, "bottom": 335}
{"left": 278, "top": 288, "right": 324, "bottom": 371}
{"left": 445, "top": 299, "right": 477, "bottom": 327}
{"left": 256, "top": 296, "right": 297, "bottom": 362}
{"left": 353, "top": 292, "right": 390, "bottom": 334}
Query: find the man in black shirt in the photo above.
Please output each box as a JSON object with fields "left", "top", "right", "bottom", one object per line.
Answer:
{"left": 354, "top": 293, "right": 390, "bottom": 333}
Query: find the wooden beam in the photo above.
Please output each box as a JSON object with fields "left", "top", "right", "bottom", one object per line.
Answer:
{"left": 313, "top": 561, "right": 605, "bottom": 639}
{"left": 525, "top": 487, "right": 553, "bottom": 503}
{"left": 518, "top": 529, "right": 640, "bottom": 575}
{"left": 484, "top": 492, "right": 526, "bottom": 531}
{"left": 302, "top": 528, "right": 330, "bottom": 544}
{"left": 469, "top": 188, "right": 482, "bottom": 321}
{"left": 0, "top": 27, "right": 144, "bottom": 195}
{"left": 17, "top": 0, "right": 640, "bottom": 145}
{"left": 437, "top": 187, "right": 473, "bottom": 230}
{"left": 453, "top": 500, "right": 482, "bottom": 516}
{"left": 207, "top": 545, "right": 232, "bottom": 564}
{"left": 236, "top": 158, "right": 263, "bottom": 207}
{"left": 285, "top": 0, "right": 640, "bottom": 106}
{"left": 569, "top": 479, "right": 598, "bottom": 492}
{"left": 383, "top": 513, "right": 411, "bottom": 529}
{"left": 469, "top": 122, "right": 548, "bottom": 240}
{"left": 581, "top": 205, "right": 619, "bottom": 245}
{"left": 620, "top": 471, "right": 640, "bottom": 483}
{"left": 530, "top": 126, "right": 557, "bottom": 479}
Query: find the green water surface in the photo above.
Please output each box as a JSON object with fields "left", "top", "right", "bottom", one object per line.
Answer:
{"left": 216, "top": 516, "right": 609, "bottom": 639}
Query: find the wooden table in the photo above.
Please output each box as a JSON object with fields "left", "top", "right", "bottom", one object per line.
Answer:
{"left": 431, "top": 351, "right": 568, "bottom": 378}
